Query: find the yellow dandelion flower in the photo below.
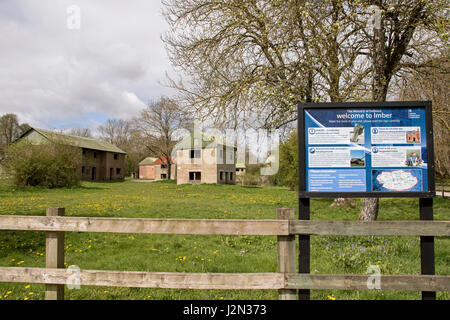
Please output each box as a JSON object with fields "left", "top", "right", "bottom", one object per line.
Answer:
{"left": 25, "top": 285, "right": 31, "bottom": 289}
{"left": 104, "top": 290, "right": 109, "bottom": 294}
{"left": 28, "top": 292, "right": 34, "bottom": 295}
{"left": 327, "top": 295, "right": 336, "bottom": 300}
{"left": 24, "top": 297, "right": 29, "bottom": 301}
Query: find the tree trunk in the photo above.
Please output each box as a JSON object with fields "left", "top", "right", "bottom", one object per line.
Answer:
{"left": 359, "top": 198, "right": 379, "bottom": 221}
{"left": 359, "top": 1, "right": 386, "bottom": 221}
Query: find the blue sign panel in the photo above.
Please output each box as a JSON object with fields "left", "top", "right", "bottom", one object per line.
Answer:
{"left": 304, "top": 107, "right": 429, "bottom": 193}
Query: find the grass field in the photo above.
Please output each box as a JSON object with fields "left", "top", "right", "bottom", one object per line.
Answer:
{"left": 0, "top": 179, "right": 448, "bottom": 300}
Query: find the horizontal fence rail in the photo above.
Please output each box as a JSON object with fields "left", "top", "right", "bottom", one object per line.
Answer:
{"left": 0, "top": 215, "right": 449, "bottom": 236}
{"left": 0, "top": 267, "right": 448, "bottom": 292}
{"left": 0, "top": 208, "right": 449, "bottom": 300}
{"left": 0, "top": 215, "right": 288, "bottom": 236}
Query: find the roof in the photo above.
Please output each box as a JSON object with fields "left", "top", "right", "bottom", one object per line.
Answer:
{"left": 153, "top": 156, "right": 174, "bottom": 165}
{"left": 173, "top": 130, "right": 236, "bottom": 150}
{"left": 139, "top": 156, "right": 174, "bottom": 166}
{"left": 19, "top": 128, "right": 126, "bottom": 154}
{"left": 139, "top": 157, "right": 158, "bottom": 166}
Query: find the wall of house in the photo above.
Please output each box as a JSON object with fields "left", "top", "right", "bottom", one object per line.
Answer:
{"left": 139, "top": 165, "right": 155, "bottom": 179}
{"left": 176, "top": 148, "right": 218, "bottom": 184}
{"left": 80, "top": 149, "right": 125, "bottom": 181}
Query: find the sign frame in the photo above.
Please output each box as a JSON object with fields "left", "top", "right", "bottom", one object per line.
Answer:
{"left": 297, "top": 101, "right": 435, "bottom": 198}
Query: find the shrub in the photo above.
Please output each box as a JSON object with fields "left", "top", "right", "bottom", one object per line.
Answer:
{"left": 269, "top": 130, "right": 298, "bottom": 190}
{"left": 2, "top": 140, "right": 81, "bottom": 188}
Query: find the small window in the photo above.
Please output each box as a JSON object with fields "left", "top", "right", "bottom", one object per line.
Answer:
{"left": 161, "top": 164, "right": 167, "bottom": 169}
{"left": 116, "top": 168, "right": 121, "bottom": 175}
{"left": 82, "top": 149, "right": 86, "bottom": 155}
{"left": 82, "top": 166, "right": 85, "bottom": 174}
{"left": 114, "top": 153, "right": 118, "bottom": 160}
{"left": 189, "top": 171, "right": 201, "bottom": 181}
{"left": 93, "top": 152, "right": 97, "bottom": 158}
{"left": 230, "top": 172, "right": 233, "bottom": 181}
{"left": 190, "top": 149, "right": 201, "bottom": 159}
{"left": 220, "top": 171, "right": 223, "bottom": 180}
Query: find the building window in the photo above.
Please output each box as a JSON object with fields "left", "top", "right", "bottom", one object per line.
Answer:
{"left": 93, "top": 152, "right": 97, "bottom": 158}
{"left": 161, "top": 164, "right": 168, "bottom": 169}
{"left": 220, "top": 171, "right": 223, "bottom": 180}
{"left": 230, "top": 172, "right": 233, "bottom": 181}
{"left": 161, "top": 173, "right": 167, "bottom": 179}
{"left": 189, "top": 171, "right": 201, "bottom": 181}
{"left": 82, "top": 149, "right": 86, "bottom": 155}
{"left": 82, "top": 166, "right": 85, "bottom": 174}
{"left": 190, "top": 149, "right": 201, "bottom": 159}
{"left": 114, "top": 153, "right": 118, "bottom": 160}
{"left": 116, "top": 168, "right": 121, "bottom": 175}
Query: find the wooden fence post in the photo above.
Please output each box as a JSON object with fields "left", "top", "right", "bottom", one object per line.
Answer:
{"left": 277, "top": 208, "right": 297, "bottom": 300}
{"left": 45, "top": 208, "right": 65, "bottom": 300}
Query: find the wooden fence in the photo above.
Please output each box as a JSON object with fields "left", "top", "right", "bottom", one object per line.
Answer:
{"left": 0, "top": 208, "right": 449, "bottom": 300}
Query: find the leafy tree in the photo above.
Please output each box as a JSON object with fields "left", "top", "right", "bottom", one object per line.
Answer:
{"left": 270, "top": 130, "right": 298, "bottom": 189}
{"left": 3, "top": 140, "right": 81, "bottom": 188}
{"left": 163, "top": 0, "right": 448, "bottom": 221}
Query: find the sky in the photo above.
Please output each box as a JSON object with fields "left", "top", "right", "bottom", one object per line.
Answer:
{"left": 0, "top": 0, "right": 175, "bottom": 133}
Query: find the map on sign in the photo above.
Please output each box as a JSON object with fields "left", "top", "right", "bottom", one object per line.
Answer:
{"left": 375, "top": 170, "right": 418, "bottom": 191}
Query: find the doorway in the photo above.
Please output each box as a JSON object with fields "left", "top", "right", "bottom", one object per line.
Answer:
{"left": 92, "top": 167, "right": 96, "bottom": 180}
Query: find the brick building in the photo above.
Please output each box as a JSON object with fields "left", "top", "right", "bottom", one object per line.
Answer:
{"left": 17, "top": 127, "right": 126, "bottom": 181}
{"left": 139, "top": 156, "right": 175, "bottom": 180}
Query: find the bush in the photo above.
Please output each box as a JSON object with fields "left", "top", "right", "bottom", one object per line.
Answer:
{"left": 2, "top": 140, "right": 81, "bottom": 188}
{"left": 269, "top": 130, "right": 298, "bottom": 190}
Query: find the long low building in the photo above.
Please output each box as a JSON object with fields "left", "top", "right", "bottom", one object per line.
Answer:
{"left": 16, "top": 127, "right": 127, "bottom": 181}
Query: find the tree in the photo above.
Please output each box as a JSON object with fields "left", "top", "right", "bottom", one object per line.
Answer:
{"left": 98, "top": 119, "right": 131, "bottom": 150}
{"left": 133, "top": 97, "right": 187, "bottom": 179}
{"left": 0, "top": 113, "right": 30, "bottom": 158}
{"left": 69, "top": 127, "right": 93, "bottom": 138}
{"left": 163, "top": 0, "right": 448, "bottom": 220}
{"left": 269, "top": 129, "right": 298, "bottom": 189}
{"left": 359, "top": 0, "right": 447, "bottom": 221}
{"left": 396, "top": 52, "right": 449, "bottom": 178}
{"left": 3, "top": 140, "right": 81, "bottom": 188}
{"left": 97, "top": 118, "right": 147, "bottom": 175}
{"left": 162, "top": 0, "right": 376, "bottom": 129}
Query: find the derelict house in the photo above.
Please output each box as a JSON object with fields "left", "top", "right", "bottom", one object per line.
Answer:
{"left": 174, "top": 131, "right": 236, "bottom": 185}
{"left": 139, "top": 156, "right": 175, "bottom": 180}
{"left": 17, "top": 127, "right": 126, "bottom": 181}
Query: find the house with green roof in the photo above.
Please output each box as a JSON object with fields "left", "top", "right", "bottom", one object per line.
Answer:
{"left": 173, "top": 131, "right": 236, "bottom": 184}
{"left": 16, "top": 127, "right": 126, "bottom": 181}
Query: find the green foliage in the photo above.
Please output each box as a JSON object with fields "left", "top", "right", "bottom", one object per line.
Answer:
{"left": 269, "top": 130, "right": 298, "bottom": 189}
{"left": 2, "top": 140, "right": 81, "bottom": 188}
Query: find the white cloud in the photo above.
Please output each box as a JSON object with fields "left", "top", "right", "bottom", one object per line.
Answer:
{"left": 0, "top": 0, "right": 175, "bottom": 130}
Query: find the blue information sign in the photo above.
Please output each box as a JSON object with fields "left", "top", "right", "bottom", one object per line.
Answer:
{"left": 303, "top": 106, "right": 430, "bottom": 193}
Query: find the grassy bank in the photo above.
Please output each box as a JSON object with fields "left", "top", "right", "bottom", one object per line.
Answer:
{"left": 0, "top": 179, "right": 448, "bottom": 300}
